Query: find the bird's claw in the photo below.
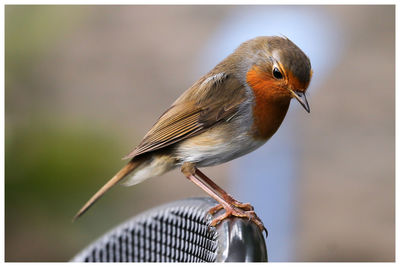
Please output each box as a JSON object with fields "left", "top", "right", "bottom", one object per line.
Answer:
{"left": 208, "top": 201, "right": 254, "bottom": 215}
{"left": 208, "top": 204, "right": 266, "bottom": 234}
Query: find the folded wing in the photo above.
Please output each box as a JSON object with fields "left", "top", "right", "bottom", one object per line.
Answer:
{"left": 123, "top": 73, "right": 248, "bottom": 159}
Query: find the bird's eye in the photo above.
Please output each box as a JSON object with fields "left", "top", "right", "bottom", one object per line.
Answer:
{"left": 273, "top": 67, "right": 283, "bottom": 79}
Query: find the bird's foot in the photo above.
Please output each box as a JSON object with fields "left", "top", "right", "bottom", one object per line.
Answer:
{"left": 208, "top": 201, "right": 254, "bottom": 215}
{"left": 208, "top": 204, "right": 266, "bottom": 233}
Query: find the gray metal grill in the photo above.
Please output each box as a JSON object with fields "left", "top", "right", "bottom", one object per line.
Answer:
{"left": 72, "top": 197, "right": 267, "bottom": 262}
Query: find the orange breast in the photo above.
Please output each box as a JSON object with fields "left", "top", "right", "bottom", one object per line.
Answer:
{"left": 246, "top": 67, "right": 290, "bottom": 140}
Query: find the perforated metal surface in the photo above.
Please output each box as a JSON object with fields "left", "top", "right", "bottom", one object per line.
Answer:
{"left": 72, "top": 198, "right": 218, "bottom": 262}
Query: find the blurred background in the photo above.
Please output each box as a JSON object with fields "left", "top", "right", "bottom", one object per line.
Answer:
{"left": 5, "top": 5, "right": 394, "bottom": 262}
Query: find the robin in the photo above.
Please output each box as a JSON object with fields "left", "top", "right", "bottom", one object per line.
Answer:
{"left": 74, "top": 36, "right": 312, "bottom": 232}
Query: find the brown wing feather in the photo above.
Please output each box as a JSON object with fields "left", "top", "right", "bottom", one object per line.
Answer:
{"left": 123, "top": 73, "right": 247, "bottom": 159}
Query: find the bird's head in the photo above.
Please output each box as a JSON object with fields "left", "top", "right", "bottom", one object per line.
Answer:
{"left": 236, "top": 36, "right": 312, "bottom": 112}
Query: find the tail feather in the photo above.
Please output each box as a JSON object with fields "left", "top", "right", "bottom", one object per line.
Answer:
{"left": 73, "top": 159, "right": 141, "bottom": 221}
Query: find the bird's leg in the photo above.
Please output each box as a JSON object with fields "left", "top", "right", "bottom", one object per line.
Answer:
{"left": 181, "top": 162, "right": 266, "bottom": 233}
{"left": 194, "top": 168, "right": 254, "bottom": 214}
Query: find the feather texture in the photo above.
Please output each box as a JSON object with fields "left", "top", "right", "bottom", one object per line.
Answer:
{"left": 123, "top": 73, "right": 248, "bottom": 159}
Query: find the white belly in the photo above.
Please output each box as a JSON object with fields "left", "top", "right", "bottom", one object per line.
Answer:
{"left": 175, "top": 124, "right": 266, "bottom": 167}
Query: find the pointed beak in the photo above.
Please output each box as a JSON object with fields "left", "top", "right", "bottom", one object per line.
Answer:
{"left": 289, "top": 89, "right": 310, "bottom": 113}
